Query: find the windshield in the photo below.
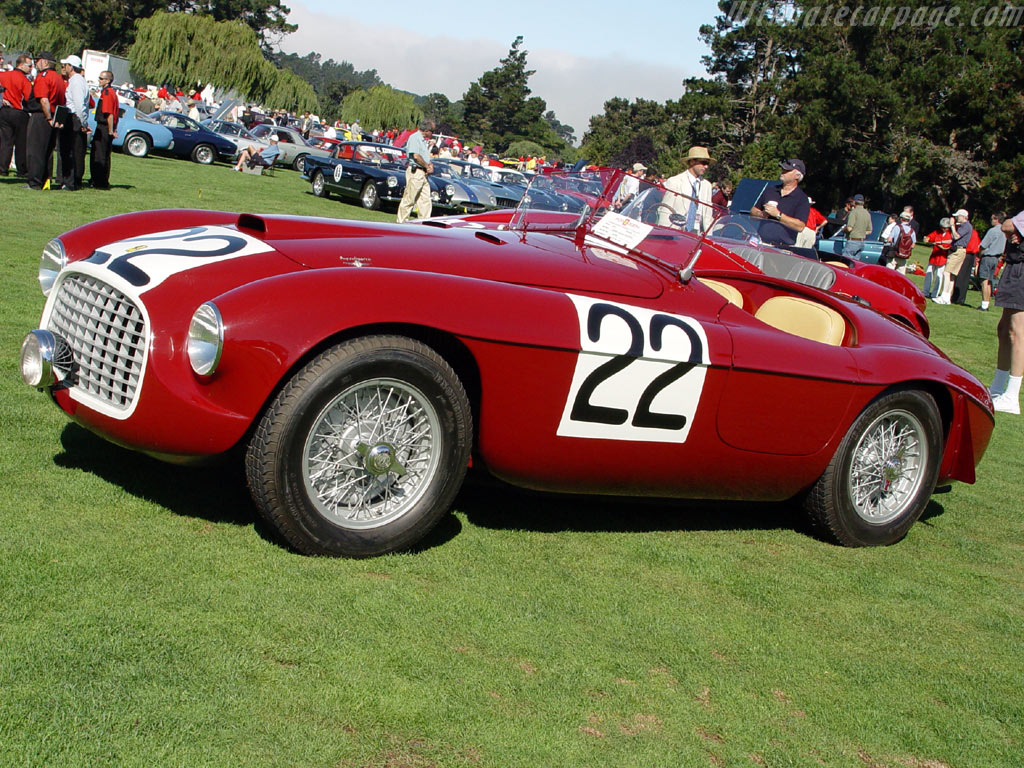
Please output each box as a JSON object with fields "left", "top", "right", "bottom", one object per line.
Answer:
{"left": 509, "top": 169, "right": 805, "bottom": 280}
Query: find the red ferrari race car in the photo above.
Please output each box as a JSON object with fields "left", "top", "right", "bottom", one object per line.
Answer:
{"left": 20, "top": 171, "right": 992, "bottom": 557}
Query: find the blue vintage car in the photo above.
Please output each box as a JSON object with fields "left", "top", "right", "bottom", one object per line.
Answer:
{"left": 816, "top": 210, "right": 891, "bottom": 264}
{"left": 302, "top": 141, "right": 455, "bottom": 211}
{"left": 86, "top": 103, "right": 174, "bottom": 159}
{"left": 148, "top": 111, "right": 239, "bottom": 164}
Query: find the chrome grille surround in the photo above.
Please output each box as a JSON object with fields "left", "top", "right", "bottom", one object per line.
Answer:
{"left": 47, "top": 273, "right": 148, "bottom": 414}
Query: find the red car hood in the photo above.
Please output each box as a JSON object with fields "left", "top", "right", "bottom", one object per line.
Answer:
{"left": 254, "top": 215, "right": 666, "bottom": 300}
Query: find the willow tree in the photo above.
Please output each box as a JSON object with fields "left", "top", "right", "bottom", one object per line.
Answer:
{"left": 264, "top": 68, "right": 317, "bottom": 113}
{"left": 341, "top": 85, "right": 422, "bottom": 131}
{"left": 129, "top": 11, "right": 314, "bottom": 109}
{"left": 0, "top": 14, "right": 86, "bottom": 59}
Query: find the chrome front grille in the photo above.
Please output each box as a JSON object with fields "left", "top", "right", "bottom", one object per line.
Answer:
{"left": 495, "top": 198, "right": 517, "bottom": 209}
{"left": 48, "top": 274, "right": 147, "bottom": 411}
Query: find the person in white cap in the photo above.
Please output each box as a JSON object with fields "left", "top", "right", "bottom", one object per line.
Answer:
{"left": 933, "top": 208, "right": 972, "bottom": 304}
{"left": 57, "top": 54, "right": 89, "bottom": 190}
{"left": 659, "top": 146, "right": 714, "bottom": 232}
{"left": 988, "top": 211, "right": 1024, "bottom": 414}
{"left": 615, "top": 161, "right": 646, "bottom": 209}
{"left": 233, "top": 134, "right": 279, "bottom": 172}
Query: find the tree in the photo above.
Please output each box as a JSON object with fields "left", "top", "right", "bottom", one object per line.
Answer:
{"left": 0, "top": 13, "right": 86, "bottom": 59}
{"left": 581, "top": 0, "right": 1024, "bottom": 223}
{"left": 129, "top": 12, "right": 316, "bottom": 111}
{"left": 543, "top": 111, "right": 575, "bottom": 145}
{"left": 275, "top": 51, "right": 381, "bottom": 119}
{"left": 168, "top": 1, "right": 295, "bottom": 49}
{"left": 0, "top": 0, "right": 292, "bottom": 54}
{"left": 341, "top": 85, "right": 422, "bottom": 131}
{"left": 461, "top": 36, "right": 569, "bottom": 155}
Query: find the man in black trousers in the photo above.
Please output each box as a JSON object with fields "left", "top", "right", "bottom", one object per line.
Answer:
{"left": 90, "top": 70, "right": 118, "bottom": 189}
{"left": 25, "top": 51, "right": 65, "bottom": 190}
{"left": 0, "top": 54, "right": 34, "bottom": 176}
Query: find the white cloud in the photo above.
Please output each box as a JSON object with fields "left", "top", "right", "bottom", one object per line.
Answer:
{"left": 282, "top": 4, "right": 693, "bottom": 143}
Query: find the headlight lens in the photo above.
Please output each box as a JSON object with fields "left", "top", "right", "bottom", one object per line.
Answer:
{"left": 387, "top": 175, "right": 398, "bottom": 188}
{"left": 39, "top": 239, "right": 66, "bottom": 297}
{"left": 20, "top": 330, "right": 56, "bottom": 388}
{"left": 187, "top": 302, "right": 223, "bottom": 376}
{"left": 445, "top": 184, "right": 455, "bottom": 198}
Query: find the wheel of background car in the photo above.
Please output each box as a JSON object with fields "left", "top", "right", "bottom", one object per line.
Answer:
{"left": 293, "top": 154, "right": 308, "bottom": 172}
{"left": 360, "top": 181, "right": 380, "bottom": 211}
{"left": 312, "top": 170, "right": 329, "bottom": 198}
{"left": 191, "top": 144, "right": 215, "bottom": 165}
{"left": 802, "top": 389, "right": 941, "bottom": 547}
{"left": 123, "top": 132, "right": 151, "bottom": 158}
{"left": 245, "top": 335, "right": 472, "bottom": 557}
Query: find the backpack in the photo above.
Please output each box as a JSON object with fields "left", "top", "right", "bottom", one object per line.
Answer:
{"left": 896, "top": 225, "right": 915, "bottom": 258}
{"left": 966, "top": 228, "right": 981, "bottom": 254}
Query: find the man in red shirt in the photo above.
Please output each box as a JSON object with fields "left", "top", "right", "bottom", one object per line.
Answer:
{"left": 0, "top": 53, "right": 34, "bottom": 176}
{"left": 25, "top": 50, "right": 66, "bottom": 189}
{"left": 90, "top": 70, "right": 119, "bottom": 189}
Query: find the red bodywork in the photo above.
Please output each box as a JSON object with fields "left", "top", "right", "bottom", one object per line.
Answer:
{"left": 35, "top": 202, "right": 991, "bottom": 504}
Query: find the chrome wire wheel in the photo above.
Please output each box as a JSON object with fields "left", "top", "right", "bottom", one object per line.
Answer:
{"left": 847, "top": 408, "right": 928, "bottom": 525}
{"left": 803, "top": 389, "right": 941, "bottom": 547}
{"left": 312, "top": 171, "right": 325, "bottom": 196}
{"left": 301, "top": 377, "right": 441, "bottom": 530}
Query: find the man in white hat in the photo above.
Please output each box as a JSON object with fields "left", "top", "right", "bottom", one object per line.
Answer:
{"left": 659, "top": 147, "right": 713, "bottom": 232}
{"left": 57, "top": 54, "right": 89, "bottom": 190}
{"left": 933, "top": 208, "right": 972, "bottom": 305}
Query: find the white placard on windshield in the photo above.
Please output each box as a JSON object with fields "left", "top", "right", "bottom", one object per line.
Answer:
{"left": 592, "top": 211, "right": 653, "bottom": 251}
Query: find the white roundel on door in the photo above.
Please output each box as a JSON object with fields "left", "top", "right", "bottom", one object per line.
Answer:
{"left": 557, "top": 294, "right": 710, "bottom": 444}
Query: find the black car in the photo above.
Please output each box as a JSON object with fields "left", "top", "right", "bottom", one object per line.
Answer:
{"left": 302, "top": 141, "right": 455, "bottom": 211}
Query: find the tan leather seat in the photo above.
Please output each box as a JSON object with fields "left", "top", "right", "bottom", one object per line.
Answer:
{"left": 824, "top": 260, "right": 850, "bottom": 269}
{"left": 702, "top": 279, "right": 743, "bottom": 308}
{"left": 754, "top": 295, "right": 846, "bottom": 346}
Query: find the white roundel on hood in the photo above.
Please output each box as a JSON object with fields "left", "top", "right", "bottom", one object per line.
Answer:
{"left": 81, "top": 226, "right": 274, "bottom": 295}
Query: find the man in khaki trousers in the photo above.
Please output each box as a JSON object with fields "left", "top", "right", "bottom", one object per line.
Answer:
{"left": 397, "top": 121, "right": 435, "bottom": 223}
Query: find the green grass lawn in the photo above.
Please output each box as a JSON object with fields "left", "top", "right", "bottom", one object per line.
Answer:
{"left": 1, "top": 156, "right": 1022, "bottom": 768}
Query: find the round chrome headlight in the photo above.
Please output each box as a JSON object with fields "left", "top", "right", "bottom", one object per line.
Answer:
{"left": 39, "top": 238, "right": 67, "bottom": 297}
{"left": 387, "top": 175, "right": 398, "bottom": 188}
{"left": 20, "top": 330, "right": 56, "bottom": 388}
{"left": 187, "top": 302, "right": 224, "bottom": 376}
{"left": 445, "top": 184, "right": 455, "bottom": 198}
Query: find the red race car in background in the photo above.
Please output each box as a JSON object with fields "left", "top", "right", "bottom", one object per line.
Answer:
{"left": 20, "top": 171, "right": 991, "bottom": 557}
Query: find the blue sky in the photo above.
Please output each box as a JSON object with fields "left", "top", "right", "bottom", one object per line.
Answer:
{"left": 282, "top": 0, "right": 722, "bottom": 140}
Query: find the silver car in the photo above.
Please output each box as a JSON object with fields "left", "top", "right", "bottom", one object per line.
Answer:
{"left": 248, "top": 123, "right": 333, "bottom": 172}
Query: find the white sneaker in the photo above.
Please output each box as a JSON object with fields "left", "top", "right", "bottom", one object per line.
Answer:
{"left": 932, "top": 296, "right": 951, "bottom": 305}
{"left": 992, "top": 392, "right": 1021, "bottom": 414}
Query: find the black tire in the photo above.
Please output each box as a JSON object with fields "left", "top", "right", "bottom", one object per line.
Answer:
{"left": 292, "top": 154, "right": 308, "bottom": 172}
{"left": 360, "top": 180, "right": 381, "bottom": 211}
{"left": 123, "top": 132, "right": 151, "bottom": 158}
{"left": 245, "top": 335, "right": 472, "bottom": 557}
{"left": 803, "top": 389, "right": 942, "bottom": 546}
{"left": 311, "top": 170, "right": 329, "bottom": 198}
{"left": 192, "top": 143, "right": 215, "bottom": 165}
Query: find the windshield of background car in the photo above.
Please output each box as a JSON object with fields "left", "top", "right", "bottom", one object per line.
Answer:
{"left": 510, "top": 169, "right": 786, "bottom": 277}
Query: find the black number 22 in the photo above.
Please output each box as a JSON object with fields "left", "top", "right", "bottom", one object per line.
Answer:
{"left": 569, "top": 303, "right": 703, "bottom": 431}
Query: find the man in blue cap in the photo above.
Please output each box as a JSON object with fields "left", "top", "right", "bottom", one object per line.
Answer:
{"left": 752, "top": 159, "right": 810, "bottom": 246}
